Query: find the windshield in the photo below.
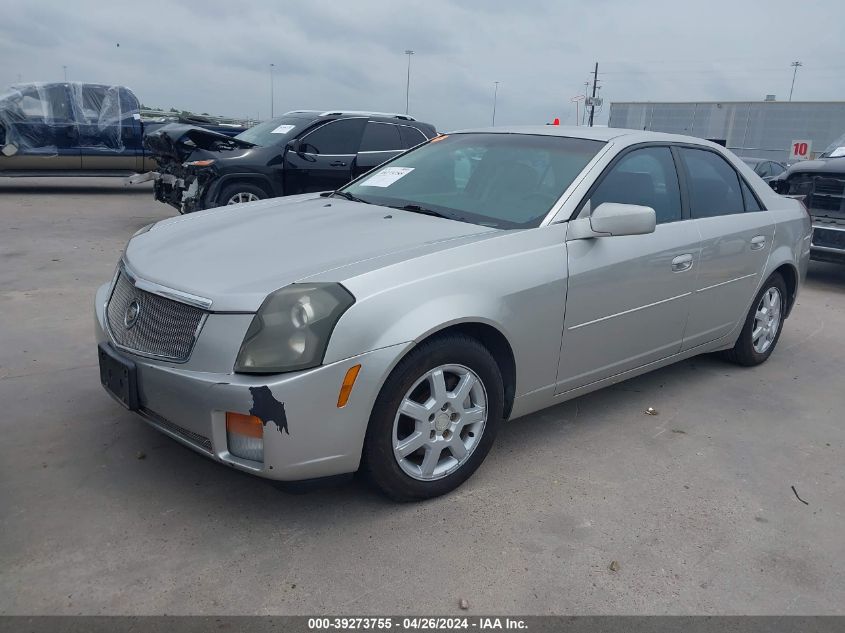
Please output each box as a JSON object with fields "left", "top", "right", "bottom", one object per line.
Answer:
{"left": 821, "top": 132, "right": 845, "bottom": 158}
{"left": 235, "top": 116, "right": 310, "bottom": 146}
{"left": 341, "top": 133, "right": 605, "bottom": 228}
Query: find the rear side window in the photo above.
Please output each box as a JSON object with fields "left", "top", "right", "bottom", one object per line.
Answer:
{"left": 360, "top": 122, "right": 402, "bottom": 152}
{"left": 588, "top": 146, "right": 682, "bottom": 224}
{"left": 398, "top": 125, "right": 428, "bottom": 149}
{"left": 679, "top": 147, "right": 744, "bottom": 218}
{"left": 300, "top": 118, "right": 365, "bottom": 155}
{"left": 741, "top": 180, "right": 764, "bottom": 212}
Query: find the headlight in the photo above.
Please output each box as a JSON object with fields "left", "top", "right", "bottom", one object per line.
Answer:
{"left": 184, "top": 159, "right": 215, "bottom": 167}
{"left": 234, "top": 283, "right": 354, "bottom": 373}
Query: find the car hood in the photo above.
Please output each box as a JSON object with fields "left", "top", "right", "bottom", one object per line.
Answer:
{"left": 124, "top": 194, "right": 499, "bottom": 312}
{"left": 783, "top": 158, "right": 845, "bottom": 176}
{"left": 144, "top": 123, "right": 256, "bottom": 163}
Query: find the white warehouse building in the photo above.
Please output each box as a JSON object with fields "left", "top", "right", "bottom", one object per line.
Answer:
{"left": 608, "top": 100, "right": 845, "bottom": 162}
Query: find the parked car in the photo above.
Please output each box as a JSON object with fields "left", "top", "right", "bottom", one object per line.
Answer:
{"left": 95, "top": 126, "right": 810, "bottom": 500}
{"left": 142, "top": 110, "right": 437, "bottom": 213}
{"left": 0, "top": 82, "right": 245, "bottom": 177}
{"left": 770, "top": 132, "right": 845, "bottom": 264}
{"left": 740, "top": 157, "right": 786, "bottom": 182}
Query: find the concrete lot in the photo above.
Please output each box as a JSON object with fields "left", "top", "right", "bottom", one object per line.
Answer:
{"left": 1, "top": 177, "right": 843, "bottom": 615}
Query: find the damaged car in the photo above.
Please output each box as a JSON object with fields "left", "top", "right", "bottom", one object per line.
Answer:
{"left": 141, "top": 110, "right": 437, "bottom": 213}
{"left": 96, "top": 126, "right": 809, "bottom": 500}
{"left": 770, "top": 132, "right": 845, "bottom": 263}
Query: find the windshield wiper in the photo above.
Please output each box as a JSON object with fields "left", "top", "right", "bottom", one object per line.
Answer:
{"left": 393, "top": 204, "right": 452, "bottom": 219}
{"left": 330, "top": 190, "right": 370, "bottom": 204}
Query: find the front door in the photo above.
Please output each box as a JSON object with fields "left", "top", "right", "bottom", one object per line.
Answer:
{"left": 556, "top": 145, "right": 700, "bottom": 394}
{"left": 284, "top": 117, "right": 365, "bottom": 194}
{"left": 676, "top": 147, "right": 776, "bottom": 349}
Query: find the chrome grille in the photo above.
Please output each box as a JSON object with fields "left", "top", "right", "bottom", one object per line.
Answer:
{"left": 106, "top": 270, "right": 206, "bottom": 362}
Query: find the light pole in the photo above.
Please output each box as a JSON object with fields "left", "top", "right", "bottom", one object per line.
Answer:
{"left": 404, "top": 50, "right": 414, "bottom": 115}
{"left": 789, "top": 61, "right": 802, "bottom": 102}
{"left": 62, "top": 65, "right": 67, "bottom": 81}
{"left": 269, "top": 63, "right": 275, "bottom": 119}
{"left": 492, "top": 81, "right": 500, "bottom": 126}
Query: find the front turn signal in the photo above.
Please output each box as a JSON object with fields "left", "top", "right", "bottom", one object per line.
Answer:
{"left": 337, "top": 364, "right": 362, "bottom": 408}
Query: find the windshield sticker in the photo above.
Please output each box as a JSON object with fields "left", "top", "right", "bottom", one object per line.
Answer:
{"left": 361, "top": 166, "right": 414, "bottom": 187}
{"left": 270, "top": 124, "right": 295, "bottom": 134}
{"left": 828, "top": 147, "right": 845, "bottom": 158}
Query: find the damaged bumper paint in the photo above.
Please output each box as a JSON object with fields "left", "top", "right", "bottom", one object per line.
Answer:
{"left": 94, "top": 282, "right": 410, "bottom": 482}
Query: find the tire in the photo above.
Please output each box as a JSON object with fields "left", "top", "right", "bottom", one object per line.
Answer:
{"left": 722, "top": 272, "right": 787, "bottom": 366}
{"left": 216, "top": 182, "right": 268, "bottom": 207}
{"left": 363, "top": 334, "right": 504, "bottom": 501}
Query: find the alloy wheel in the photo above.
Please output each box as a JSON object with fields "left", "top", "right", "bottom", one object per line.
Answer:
{"left": 392, "top": 364, "right": 488, "bottom": 481}
{"left": 752, "top": 286, "right": 782, "bottom": 354}
{"left": 226, "top": 192, "right": 260, "bottom": 205}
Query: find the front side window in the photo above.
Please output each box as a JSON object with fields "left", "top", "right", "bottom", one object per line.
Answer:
{"left": 587, "top": 146, "right": 682, "bottom": 224}
{"left": 679, "top": 147, "right": 744, "bottom": 218}
{"left": 360, "top": 122, "right": 402, "bottom": 152}
{"left": 341, "top": 133, "right": 605, "bottom": 229}
{"left": 299, "top": 118, "right": 366, "bottom": 155}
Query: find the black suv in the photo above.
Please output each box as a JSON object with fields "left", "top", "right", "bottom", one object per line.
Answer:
{"left": 144, "top": 110, "right": 437, "bottom": 213}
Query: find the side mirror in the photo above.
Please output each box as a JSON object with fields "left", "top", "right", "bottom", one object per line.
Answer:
{"left": 567, "top": 202, "right": 656, "bottom": 240}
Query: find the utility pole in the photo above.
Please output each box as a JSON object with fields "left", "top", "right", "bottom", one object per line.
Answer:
{"left": 588, "top": 62, "right": 598, "bottom": 127}
{"left": 404, "top": 50, "right": 415, "bottom": 115}
{"left": 789, "top": 61, "right": 802, "bottom": 102}
{"left": 582, "top": 81, "right": 590, "bottom": 125}
{"left": 492, "top": 81, "right": 499, "bottom": 125}
{"left": 269, "top": 63, "right": 275, "bottom": 118}
{"left": 62, "top": 65, "right": 67, "bottom": 81}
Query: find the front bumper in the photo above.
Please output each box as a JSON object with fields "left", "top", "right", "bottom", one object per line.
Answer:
{"left": 94, "top": 282, "right": 410, "bottom": 481}
{"left": 810, "top": 221, "right": 845, "bottom": 264}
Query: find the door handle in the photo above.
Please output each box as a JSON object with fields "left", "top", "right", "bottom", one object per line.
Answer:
{"left": 330, "top": 160, "right": 347, "bottom": 167}
{"left": 671, "top": 253, "right": 694, "bottom": 272}
{"left": 750, "top": 235, "right": 767, "bottom": 250}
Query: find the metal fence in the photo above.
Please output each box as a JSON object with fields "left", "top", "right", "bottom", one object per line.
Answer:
{"left": 609, "top": 101, "right": 845, "bottom": 162}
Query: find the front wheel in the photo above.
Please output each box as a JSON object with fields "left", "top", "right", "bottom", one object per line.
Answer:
{"left": 363, "top": 334, "right": 504, "bottom": 501}
{"left": 216, "top": 182, "right": 268, "bottom": 207}
{"left": 722, "top": 272, "right": 787, "bottom": 366}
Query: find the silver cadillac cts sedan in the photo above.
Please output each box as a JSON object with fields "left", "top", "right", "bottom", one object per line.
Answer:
{"left": 95, "top": 126, "right": 811, "bottom": 500}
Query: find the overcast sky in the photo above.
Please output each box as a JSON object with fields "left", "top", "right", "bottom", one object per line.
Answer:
{"left": 2, "top": 0, "right": 844, "bottom": 130}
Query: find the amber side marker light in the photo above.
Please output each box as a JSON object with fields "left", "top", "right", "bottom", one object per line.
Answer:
{"left": 226, "top": 412, "right": 263, "bottom": 438}
{"left": 226, "top": 412, "right": 264, "bottom": 462}
{"left": 337, "top": 364, "right": 362, "bottom": 408}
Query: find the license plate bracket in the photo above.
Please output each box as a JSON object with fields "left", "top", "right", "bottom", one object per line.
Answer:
{"left": 98, "top": 342, "right": 139, "bottom": 411}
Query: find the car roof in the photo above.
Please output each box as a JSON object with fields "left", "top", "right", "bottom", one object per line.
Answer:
{"left": 449, "top": 125, "right": 729, "bottom": 149}
{"left": 284, "top": 110, "right": 420, "bottom": 123}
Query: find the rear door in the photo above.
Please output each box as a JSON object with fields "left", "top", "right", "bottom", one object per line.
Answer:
{"left": 0, "top": 84, "right": 81, "bottom": 171}
{"left": 677, "top": 146, "right": 775, "bottom": 350}
{"left": 353, "top": 121, "right": 405, "bottom": 179}
{"left": 76, "top": 85, "right": 139, "bottom": 171}
{"left": 557, "top": 145, "right": 700, "bottom": 393}
{"left": 283, "top": 117, "right": 365, "bottom": 193}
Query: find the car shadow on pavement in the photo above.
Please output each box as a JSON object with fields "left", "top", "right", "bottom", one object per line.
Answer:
{"left": 806, "top": 260, "right": 845, "bottom": 291}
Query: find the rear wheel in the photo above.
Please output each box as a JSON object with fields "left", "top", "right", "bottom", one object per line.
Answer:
{"left": 722, "top": 272, "right": 787, "bottom": 366}
{"left": 363, "top": 334, "right": 504, "bottom": 501}
{"left": 216, "top": 182, "right": 267, "bottom": 207}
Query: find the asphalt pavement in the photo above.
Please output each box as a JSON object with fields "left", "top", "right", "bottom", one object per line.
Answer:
{"left": 1, "top": 177, "right": 843, "bottom": 615}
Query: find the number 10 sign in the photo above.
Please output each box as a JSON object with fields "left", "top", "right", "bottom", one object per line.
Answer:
{"left": 790, "top": 139, "right": 813, "bottom": 161}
